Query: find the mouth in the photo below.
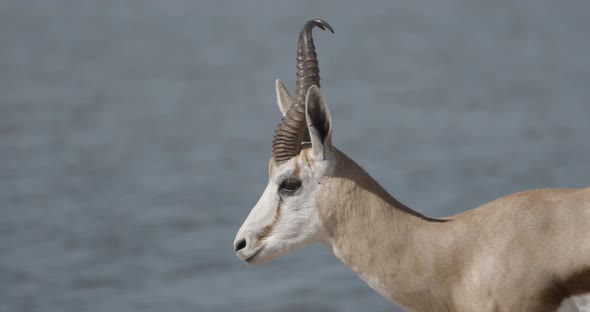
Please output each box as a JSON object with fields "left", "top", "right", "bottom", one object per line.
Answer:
{"left": 241, "top": 246, "right": 264, "bottom": 263}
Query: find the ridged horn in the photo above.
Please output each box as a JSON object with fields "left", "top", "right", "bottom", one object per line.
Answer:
{"left": 272, "top": 19, "right": 334, "bottom": 163}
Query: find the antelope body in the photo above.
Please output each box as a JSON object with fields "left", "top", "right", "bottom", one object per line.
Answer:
{"left": 233, "top": 19, "right": 590, "bottom": 311}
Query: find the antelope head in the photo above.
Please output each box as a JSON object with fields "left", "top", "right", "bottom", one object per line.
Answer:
{"left": 234, "top": 19, "right": 335, "bottom": 264}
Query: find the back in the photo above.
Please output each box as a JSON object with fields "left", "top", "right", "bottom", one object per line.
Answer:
{"left": 449, "top": 187, "right": 590, "bottom": 310}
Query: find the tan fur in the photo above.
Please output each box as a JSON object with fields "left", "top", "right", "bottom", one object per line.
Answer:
{"left": 309, "top": 148, "right": 590, "bottom": 311}
{"left": 292, "top": 162, "right": 301, "bottom": 178}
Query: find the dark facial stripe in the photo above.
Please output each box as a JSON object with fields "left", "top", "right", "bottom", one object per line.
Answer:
{"left": 256, "top": 203, "right": 281, "bottom": 246}
{"left": 258, "top": 161, "right": 298, "bottom": 245}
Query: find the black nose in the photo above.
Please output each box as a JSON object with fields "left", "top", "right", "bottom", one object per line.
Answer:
{"left": 235, "top": 238, "right": 247, "bottom": 252}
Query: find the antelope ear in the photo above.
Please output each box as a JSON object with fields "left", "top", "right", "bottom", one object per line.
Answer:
{"left": 305, "top": 85, "right": 333, "bottom": 161}
{"left": 275, "top": 79, "right": 293, "bottom": 117}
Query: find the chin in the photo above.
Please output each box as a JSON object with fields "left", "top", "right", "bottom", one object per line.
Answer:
{"left": 245, "top": 255, "right": 272, "bottom": 265}
{"left": 246, "top": 245, "right": 293, "bottom": 265}
{"left": 245, "top": 250, "right": 276, "bottom": 265}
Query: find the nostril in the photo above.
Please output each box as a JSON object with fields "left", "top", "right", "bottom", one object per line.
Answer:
{"left": 235, "top": 238, "right": 247, "bottom": 252}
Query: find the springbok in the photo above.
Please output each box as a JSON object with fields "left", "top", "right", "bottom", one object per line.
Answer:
{"left": 233, "top": 19, "right": 590, "bottom": 311}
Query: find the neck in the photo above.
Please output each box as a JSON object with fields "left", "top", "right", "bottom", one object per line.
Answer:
{"left": 318, "top": 150, "right": 452, "bottom": 311}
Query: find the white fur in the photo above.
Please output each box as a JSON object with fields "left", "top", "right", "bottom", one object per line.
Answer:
{"left": 559, "top": 295, "right": 590, "bottom": 312}
{"left": 234, "top": 156, "right": 329, "bottom": 264}
{"left": 234, "top": 84, "right": 334, "bottom": 264}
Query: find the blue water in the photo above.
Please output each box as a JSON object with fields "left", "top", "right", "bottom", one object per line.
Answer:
{"left": 1, "top": 1, "right": 589, "bottom": 311}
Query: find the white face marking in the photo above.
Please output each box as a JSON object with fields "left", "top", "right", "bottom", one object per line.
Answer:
{"left": 234, "top": 151, "right": 331, "bottom": 264}
{"left": 235, "top": 82, "right": 334, "bottom": 264}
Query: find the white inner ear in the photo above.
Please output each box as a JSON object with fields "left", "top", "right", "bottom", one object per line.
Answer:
{"left": 275, "top": 79, "right": 293, "bottom": 117}
{"left": 305, "top": 85, "right": 333, "bottom": 161}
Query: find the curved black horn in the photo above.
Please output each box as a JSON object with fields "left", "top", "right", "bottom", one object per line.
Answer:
{"left": 295, "top": 19, "right": 334, "bottom": 106}
{"left": 272, "top": 19, "right": 334, "bottom": 163}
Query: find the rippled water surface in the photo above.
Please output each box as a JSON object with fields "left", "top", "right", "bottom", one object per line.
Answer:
{"left": 1, "top": 1, "right": 589, "bottom": 311}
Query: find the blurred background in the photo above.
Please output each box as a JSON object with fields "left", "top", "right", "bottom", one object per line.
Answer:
{"left": 1, "top": 0, "right": 589, "bottom": 311}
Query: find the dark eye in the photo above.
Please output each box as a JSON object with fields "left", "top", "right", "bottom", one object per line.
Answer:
{"left": 279, "top": 179, "right": 302, "bottom": 193}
